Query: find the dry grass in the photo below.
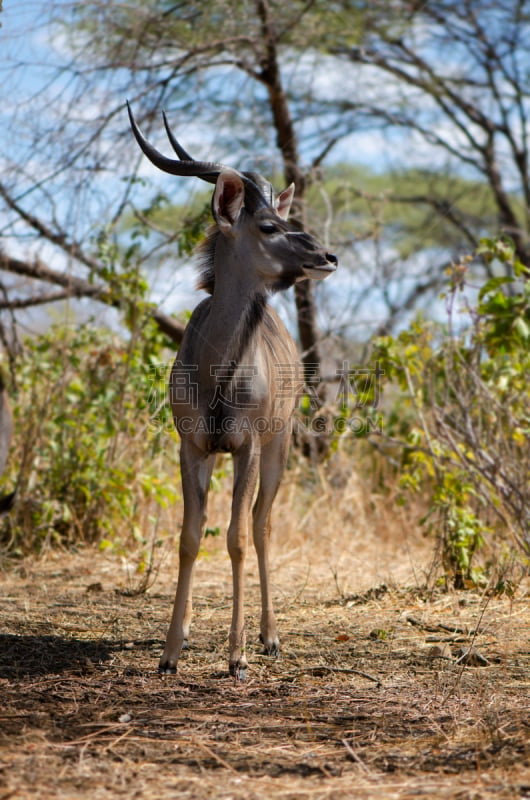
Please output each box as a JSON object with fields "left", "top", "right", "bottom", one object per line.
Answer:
{"left": 1, "top": 460, "right": 529, "bottom": 799}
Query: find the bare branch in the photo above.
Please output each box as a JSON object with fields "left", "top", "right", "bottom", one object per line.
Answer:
{"left": 0, "top": 182, "right": 103, "bottom": 276}
{"left": 0, "top": 252, "right": 185, "bottom": 344}
{"left": 0, "top": 291, "right": 74, "bottom": 310}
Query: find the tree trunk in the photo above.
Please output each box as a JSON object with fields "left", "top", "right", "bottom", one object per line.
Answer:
{"left": 256, "top": 0, "right": 324, "bottom": 391}
{"left": 256, "top": 0, "right": 329, "bottom": 458}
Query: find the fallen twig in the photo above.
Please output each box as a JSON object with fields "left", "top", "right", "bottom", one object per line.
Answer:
{"left": 405, "top": 615, "right": 469, "bottom": 635}
{"left": 291, "top": 665, "right": 382, "bottom": 686}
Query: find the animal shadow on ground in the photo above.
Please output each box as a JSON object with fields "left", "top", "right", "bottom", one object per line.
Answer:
{"left": 0, "top": 632, "right": 133, "bottom": 678}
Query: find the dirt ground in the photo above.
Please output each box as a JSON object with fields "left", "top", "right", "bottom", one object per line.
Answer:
{"left": 1, "top": 525, "right": 529, "bottom": 800}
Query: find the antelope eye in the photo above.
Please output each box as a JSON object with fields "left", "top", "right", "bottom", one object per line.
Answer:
{"left": 259, "top": 222, "right": 278, "bottom": 234}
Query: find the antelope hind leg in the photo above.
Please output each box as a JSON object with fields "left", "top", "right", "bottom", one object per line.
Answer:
{"left": 252, "top": 433, "right": 290, "bottom": 657}
{"left": 227, "top": 443, "right": 260, "bottom": 680}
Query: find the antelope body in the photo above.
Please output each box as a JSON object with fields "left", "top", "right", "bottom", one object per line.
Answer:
{"left": 128, "top": 104, "right": 337, "bottom": 678}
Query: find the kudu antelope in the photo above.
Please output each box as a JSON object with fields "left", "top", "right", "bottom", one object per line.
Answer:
{"left": 128, "top": 103, "right": 337, "bottom": 679}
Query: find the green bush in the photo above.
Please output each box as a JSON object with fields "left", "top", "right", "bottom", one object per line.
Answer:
{"left": 374, "top": 237, "right": 530, "bottom": 589}
{"left": 0, "top": 320, "right": 179, "bottom": 557}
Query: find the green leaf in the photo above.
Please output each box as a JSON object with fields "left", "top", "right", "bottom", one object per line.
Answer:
{"left": 514, "top": 316, "right": 529, "bottom": 340}
{"left": 478, "top": 276, "right": 514, "bottom": 301}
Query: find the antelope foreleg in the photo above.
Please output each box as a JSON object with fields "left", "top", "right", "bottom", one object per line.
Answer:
{"left": 159, "top": 445, "right": 214, "bottom": 674}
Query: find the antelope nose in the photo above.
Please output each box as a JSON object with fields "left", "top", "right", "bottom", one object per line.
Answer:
{"left": 326, "top": 253, "right": 338, "bottom": 266}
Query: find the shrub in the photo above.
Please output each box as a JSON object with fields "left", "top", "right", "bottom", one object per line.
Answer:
{"left": 374, "top": 237, "right": 529, "bottom": 589}
{"left": 0, "top": 320, "right": 179, "bottom": 557}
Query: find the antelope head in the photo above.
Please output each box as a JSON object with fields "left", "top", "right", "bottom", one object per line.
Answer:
{"left": 126, "top": 102, "right": 337, "bottom": 291}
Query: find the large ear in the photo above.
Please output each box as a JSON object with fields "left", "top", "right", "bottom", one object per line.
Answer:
{"left": 275, "top": 183, "right": 295, "bottom": 220}
{"left": 212, "top": 169, "right": 245, "bottom": 233}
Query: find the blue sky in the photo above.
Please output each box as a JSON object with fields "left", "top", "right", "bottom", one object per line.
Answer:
{"left": 0, "top": 2, "right": 505, "bottom": 339}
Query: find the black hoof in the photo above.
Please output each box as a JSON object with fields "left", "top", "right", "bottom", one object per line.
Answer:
{"left": 229, "top": 663, "right": 247, "bottom": 682}
{"left": 259, "top": 634, "right": 280, "bottom": 657}
{"left": 158, "top": 663, "right": 177, "bottom": 675}
{"left": 182, "top": 639, "right": 189, "bottom": 651}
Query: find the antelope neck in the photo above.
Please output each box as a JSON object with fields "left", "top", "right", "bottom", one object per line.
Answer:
{"left": 204, "top": 259, "right": 268, "bottom": 375}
